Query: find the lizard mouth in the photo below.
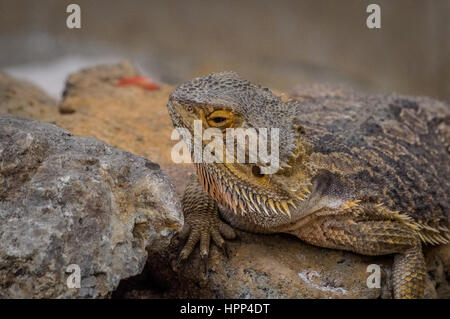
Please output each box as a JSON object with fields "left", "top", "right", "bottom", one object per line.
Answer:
{"left": 195, "top": 162, "right": 311, "bottom": 223}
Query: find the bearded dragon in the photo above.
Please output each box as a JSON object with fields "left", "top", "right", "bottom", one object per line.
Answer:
{"left": 167, "top": 72, "right": 450, "bottom": 299}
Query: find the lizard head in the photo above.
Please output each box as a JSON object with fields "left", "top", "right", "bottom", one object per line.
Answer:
{"left": 167, "top": 72, "right": 314, "bottom": 222}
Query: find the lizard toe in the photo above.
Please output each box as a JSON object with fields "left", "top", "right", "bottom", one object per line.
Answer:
{"left": 211, "top": 228, "right": 229, "bottom": 258}
{"left": 177, "top": 226, "right": 200, "bottom": 266}
{"left": 219, "top": 221, "right": 237, "bottom": 240}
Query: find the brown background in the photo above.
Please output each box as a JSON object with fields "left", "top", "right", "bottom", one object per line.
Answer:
{"left": 0, "top": 0, "right": 449, "bottom": 101}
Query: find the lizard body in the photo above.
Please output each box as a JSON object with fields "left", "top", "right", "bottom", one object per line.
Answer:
{"left": 167, "top": 72, "right": 450, "bottom": 298}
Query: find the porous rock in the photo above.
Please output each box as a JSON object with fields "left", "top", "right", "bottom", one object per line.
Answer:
{"left": 0, "top": 115, "right": 182, "bottom": 298}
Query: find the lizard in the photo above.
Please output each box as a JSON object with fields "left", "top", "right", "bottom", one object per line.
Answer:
{"left": 166, "top": 71, "right": 450, "bottom": 299}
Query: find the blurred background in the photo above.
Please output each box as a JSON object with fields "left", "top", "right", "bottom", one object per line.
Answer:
{"left": 0, "top": 0, "right": 449, "bottom": 100}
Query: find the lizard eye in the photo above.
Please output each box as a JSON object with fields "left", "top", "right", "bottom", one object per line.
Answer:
{"left": 207, "top": 110, "right": 234, "bottom": 128}
{"left": 212, "top": 117, "right": 227, "bottom": 124}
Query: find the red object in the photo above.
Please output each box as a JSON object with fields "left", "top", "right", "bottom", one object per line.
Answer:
{"left": 117, "top": 76, "right": 160, "bottom": 91}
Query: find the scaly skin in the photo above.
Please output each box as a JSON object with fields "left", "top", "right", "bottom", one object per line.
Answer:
{"left": 167, "top": 72, "right": 450, "bottom": 298}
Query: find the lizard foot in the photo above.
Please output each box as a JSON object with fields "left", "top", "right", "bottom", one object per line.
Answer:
{"left": 175, "top": 175, "right": 236, "bottom": 275}
{"left": 176, "top": 214, "right": 236, "bottom": 275}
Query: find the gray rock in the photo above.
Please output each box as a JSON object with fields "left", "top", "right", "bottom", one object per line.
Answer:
{"left": 0, "top": 115, "right": 183, "bottom": 298}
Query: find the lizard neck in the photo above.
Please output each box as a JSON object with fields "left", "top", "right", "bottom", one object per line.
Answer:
{"left": 194, "top": 134, "right": 317, "bottom": 229}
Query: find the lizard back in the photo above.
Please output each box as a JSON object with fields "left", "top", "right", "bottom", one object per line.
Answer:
{"left": 294, "top": 93, "right": 450, "bottom": 226}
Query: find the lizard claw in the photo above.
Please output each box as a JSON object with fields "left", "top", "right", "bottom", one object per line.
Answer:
{"left": 174, "top": 254, "right": 183, "bottom": 272}
{"left": 174, "top": 226, "right": 201, "bottom": 271}
{"left": 175, "top": 219, "right": 235, "bottom": 275}
{"left": 214, "top": 240, "right": 229, "bottom": 258}
{"left": 174, "top": 245, "right": 189, "bottom": 271}
{"left": 221, "top": 242, "right": 229, "bottom": 259}
{"left": 200, "top": 254, "right": 208, "bottom": 277}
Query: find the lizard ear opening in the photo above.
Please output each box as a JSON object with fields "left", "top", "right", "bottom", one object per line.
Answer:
{"left": 252, "top": 165, "right": 265, "bottom": 178}
{"left": 207, "top": 110, "right": 234, "bottom": 128}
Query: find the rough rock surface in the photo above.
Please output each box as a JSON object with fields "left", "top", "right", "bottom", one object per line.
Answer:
{"left": 0, "top": 71, "right": 58, "bottom": 120}
{"left": 1, "top": 63, "right": 449, "bottom": 298}
{"left": 0, "top": 115, "right": 182, "bottom": 298}
{"left": 117, "top": 232, "right": 450, "bottom": 299}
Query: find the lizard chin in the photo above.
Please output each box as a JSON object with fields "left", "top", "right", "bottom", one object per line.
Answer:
{"left": 195, "top": 162, "right": 311, "bottom": 222}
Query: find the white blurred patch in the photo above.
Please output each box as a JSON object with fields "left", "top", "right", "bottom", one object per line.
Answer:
{"left": 5, "top": 55, "right": 123, "bottom": 99}
{"left": 298, "top": 270, "right": 348, "bottom": 295}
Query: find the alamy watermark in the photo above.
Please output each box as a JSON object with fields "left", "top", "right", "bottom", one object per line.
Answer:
{"left": 171, "top": 120, "right": 281, "bottom": 174}
{"left": 66, "top": 4, "right": 81, "bottom": 29}
{"left": 66, "top": 264, "right": 81, "bottom": 289}
{"left": 366, "top": 264, "right": 381, "bottom": 289}
{"left": 366, "top": 4, "right": 381, "bottom": 29}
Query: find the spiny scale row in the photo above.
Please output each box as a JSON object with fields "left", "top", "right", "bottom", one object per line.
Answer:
{"left": 196, "top": 164, "right": 312, "bottom": 219}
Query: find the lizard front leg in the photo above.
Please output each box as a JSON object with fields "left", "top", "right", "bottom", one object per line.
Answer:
{"left": 286, "top": 205, "right": 426, "bottom": 299}
{"left": 176, "top": 175, "right": 236, "bottom": 273}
